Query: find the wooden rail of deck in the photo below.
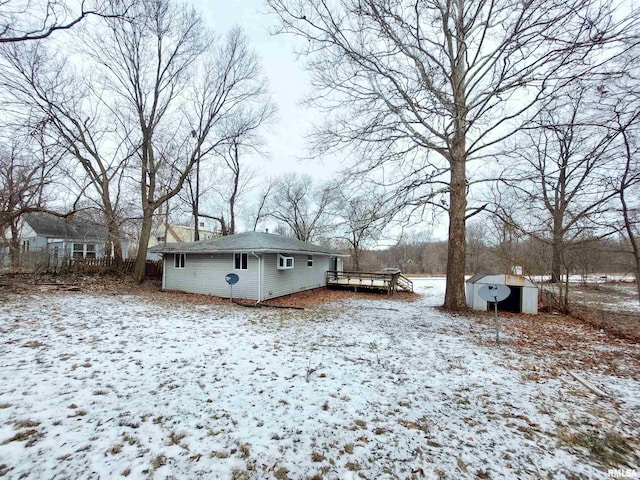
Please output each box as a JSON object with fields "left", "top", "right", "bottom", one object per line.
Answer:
{"left": 326, "top": 270, "right": 413, "bottom": 294}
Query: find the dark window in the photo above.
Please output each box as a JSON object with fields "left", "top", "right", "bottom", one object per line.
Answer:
{"left": 234, "top": 253, "right": 248, "bottom": 270}
{"left": 174, "top": 253, "right": 185, "bottom": 268}
{"left": 73, "top": 243, "right": 84, "bottom": 258}
{"left": 86, "top": 244, "right": 96, "bottom": 258}
{"left": 307, "top": 255, "right": 314, "bottom": 267}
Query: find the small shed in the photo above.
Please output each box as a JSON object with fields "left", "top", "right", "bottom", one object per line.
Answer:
{"left": 466, "top": 274, "right": 538, "bottom": 314}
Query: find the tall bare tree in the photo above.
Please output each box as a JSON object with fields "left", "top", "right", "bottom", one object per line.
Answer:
{"left": 183, "top": 49, "right": 276, "bottom": 239}
{"left": 82, "top": 3, "right": 265, "bottom": 281}
{"left": 0, "top": 40, "right": 133, "bottom": 266}
{"left": 268, "top": 0, "right": 639, "bottom": 310}
{"left": 617, "top": 110, "right": 640, "bottom": 301}
{"left": 496, "top": 86, "right": 625, "bottom": 287}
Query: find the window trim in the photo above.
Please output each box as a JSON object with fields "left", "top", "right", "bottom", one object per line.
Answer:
{"left": 307, "top": 255, "right": 314, "bottom": 267}
{"left": 174, "top": 253, "right": 185, "bottom": 269}
{"left": 277, "top": 254, "right": 294, "bottom": 270}
{"left": 234, "top": 252, "right": 248, "bottom": 270}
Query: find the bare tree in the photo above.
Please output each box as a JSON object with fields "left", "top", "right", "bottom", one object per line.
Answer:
{"left": 83, "top": 3, "right": 267, "bottom": 281}
{"left": 0, "top": 39, "right": 133, "bottom": 266}
{"left": 184, "top": 60, "right": 276, "bottom": 238}
{"left": 0, "top": 0, "right": 130, "bottom": 43}
{"left": 333, "top": 189, "right": 387, "bottom": 270}
{"left": 268, "top": 0, "right": 639, "bottom": 310}
{"left": 251, "top": 177, "right": 276, "bottom": 232}
{"left": 496, "top": 86, "right": 625, "bottom": 289}
{"left": 268, "top": 173, "right": 337, "bottom": 242}
{"left": 617, "top": 115, "right": 640, "bottom": 301}
{"left": 0, "top": 130, "right": 67, "bottom": 265}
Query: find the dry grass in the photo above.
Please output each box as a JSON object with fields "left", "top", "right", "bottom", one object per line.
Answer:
{"left": 0, "top": 274, "right": 418, "bottom": 309}
{"left": 557, "top": 429, "right": 637, "bottom": 468}
{"left": 2, "top": 429, "right": 40, "bottom": 446}
{"left": 471, "top": 310, "right": 640, "bottom": 379}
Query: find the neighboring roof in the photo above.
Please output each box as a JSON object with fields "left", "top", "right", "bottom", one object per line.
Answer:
{"left": 148, "top": 231, "right": 348, "bottom": 257}
{"left": 24, "top": 212, "right": 108, "bottom": 241}
{"left": 466, "top": 273, "right": 537, "bottom": 288}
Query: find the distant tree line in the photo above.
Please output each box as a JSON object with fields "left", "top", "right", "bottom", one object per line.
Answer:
{"left": 345, "top": 233, "right": 635, "bottom": 281}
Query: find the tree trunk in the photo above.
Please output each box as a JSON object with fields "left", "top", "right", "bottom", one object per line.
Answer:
{"left": 133, "top": 207, "right": 154, "bottom": 283}
{"left": 550, "top": 213, "right": 564, "bottom": 283}
{"left": 9, "top": 221, "right": 20, "bottom": 267}
{"left": 444, "top": 154, "right": 468, "bottom": 310}
{"left": 103, "top": 198, "right": 123, "bottom": 268}
{"left": 194, "top": 155, "right": 200, "bottom": 241}
{"left": 229, "top": 142, "right": 240, "bottom": 236}
{"left": 106, "top": 219, "right": 123, "bottom": 267}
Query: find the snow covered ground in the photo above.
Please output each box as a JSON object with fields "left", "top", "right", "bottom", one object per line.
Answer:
{"left": 0, "top": 278, "right": 638, "bottom": 479}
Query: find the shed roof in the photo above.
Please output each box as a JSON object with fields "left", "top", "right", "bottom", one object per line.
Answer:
{"left": 24, "top": 212, "right": 108, "bottom": 241}
{"left": 148, "top": 231, "right": 348, "bottom": 257}
{"left": 466, "top": 273, "right": 537, "bottom": 288}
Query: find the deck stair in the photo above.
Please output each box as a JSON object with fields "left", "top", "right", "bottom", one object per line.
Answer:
{"left": 397, "top": 274, "right": 413, "bottom": 292}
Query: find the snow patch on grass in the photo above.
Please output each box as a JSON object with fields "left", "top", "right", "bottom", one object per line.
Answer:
{"left": 0, "top": 278, "right": 637, "bottom": 479}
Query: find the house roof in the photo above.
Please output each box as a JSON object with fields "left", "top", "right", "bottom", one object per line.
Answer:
{"left": 148, "top": 231, "right": 348, "bottom": 257}
{"left": 466, "top": 273, "right": 537, "bottom": 288}
{"left": 24, "top": 212, "right": 108, "bottom": 241}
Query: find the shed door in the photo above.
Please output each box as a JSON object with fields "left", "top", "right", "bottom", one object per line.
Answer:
{"left": 491, "top": 286, "right": 522, "bottom": 313}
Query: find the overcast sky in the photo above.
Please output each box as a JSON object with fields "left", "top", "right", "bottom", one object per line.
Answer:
{"left": 196, "top": 0, "right": 340, "bottom": 182}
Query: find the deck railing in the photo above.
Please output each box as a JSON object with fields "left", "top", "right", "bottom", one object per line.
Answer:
{"left": 326, "top": 270, "right": 413, "bottom": 294}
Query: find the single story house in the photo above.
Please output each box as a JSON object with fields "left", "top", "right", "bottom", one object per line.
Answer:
{"left": 148, "top": 231, "right": 348, "bottom": 302}
{"left": 465, "top": 273, "right": 539, "bottom": 314}
{"left": 17, "top": 212, "right": 128, "bottom": 262}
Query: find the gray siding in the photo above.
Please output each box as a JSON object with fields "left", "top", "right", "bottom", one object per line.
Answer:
{"left": 262, "top": 253, "right": 329, "bottom": 300}
{"left": 164, "top": 253, "right": 259, "bottom": 300}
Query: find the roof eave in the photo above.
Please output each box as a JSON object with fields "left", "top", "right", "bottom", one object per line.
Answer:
{"left": 154, "top": 247, "right": 349, "bottom": 257}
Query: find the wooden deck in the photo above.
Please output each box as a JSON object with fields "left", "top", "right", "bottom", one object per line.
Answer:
{"left": 326, "top": 270, "right": 413, "bottom": 294}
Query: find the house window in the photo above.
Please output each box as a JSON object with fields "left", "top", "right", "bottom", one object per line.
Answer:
{"left": 157, "top": 236, "right": 165, "bottom": 243}
{"left": 85, "top": 244, "right": 96, "bottom": 258}
{"left": 174, "top": 253, "right": 185, "bottom": 268}
{"left": 73, "top": 243, "right": 84, "bottom": 258}
{"left": 307, "top": 255, "right": 314, "bottom": 267}
{"left": 278, "top": 254, "right": 294, "bottom": 270}
{"left": 234, "top": 252, "right": 248, "bottom": 270}
{"left": 22, "top": 240, "right": 30, "bottom": 251}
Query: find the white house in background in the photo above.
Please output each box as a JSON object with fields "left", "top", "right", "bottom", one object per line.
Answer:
{"left": 15, "top": 212, "right": 128, "bottom": 262}
{"left": 148, "top": 231, "right": 348, "bottom": 302}
{"left": 465, "top": 273, "right": 539, "bottom": 314}
{"left": 147, "top": 223, "right": 218, "bottom": 260}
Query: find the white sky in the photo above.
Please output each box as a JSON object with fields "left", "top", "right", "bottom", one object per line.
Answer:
{"left": 196, "top": 0, "right": 339, "bottom": 182}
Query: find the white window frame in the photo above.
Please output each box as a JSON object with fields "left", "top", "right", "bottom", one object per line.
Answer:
{"left": 307, "top": 255, "right": 314, "bottom": 267}
{"left": 174, "top": 253, "right": 185, "bottom": 269}
{"left": 277, "top": 254, "right": 294, "bottom": 270}
{"left": 234, "top": 252, "right": 248, "bottom": 270}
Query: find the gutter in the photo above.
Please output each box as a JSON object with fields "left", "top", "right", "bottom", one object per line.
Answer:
{"left": 251, "top": 251, "right": 263, "bottom": 304}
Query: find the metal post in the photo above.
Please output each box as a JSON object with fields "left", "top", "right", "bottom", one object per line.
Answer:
{"left": 494, "top": 297, "right": 500, "bottom": 345}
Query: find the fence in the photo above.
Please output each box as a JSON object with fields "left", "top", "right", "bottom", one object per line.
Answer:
{"left": 0, "top": 250, "right": 162, "bottom": 278}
